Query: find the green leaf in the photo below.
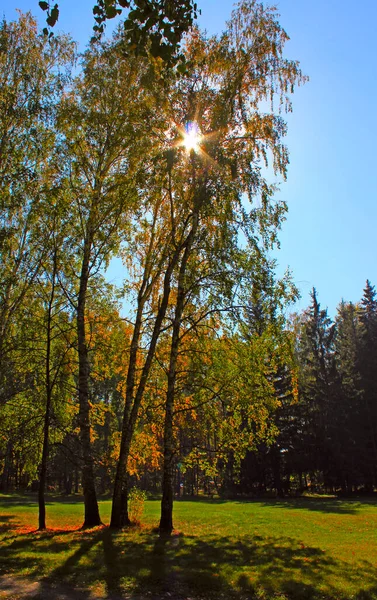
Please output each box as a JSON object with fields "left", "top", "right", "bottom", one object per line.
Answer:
{"left": 39, "top": 1, "right": 49, "bottom": 11}
{"left": 176, "top": 61, "right": 187, "bottom": 75}
{"left": 145, "top": 16, "right": 158, "bottom": 30}
{"left": 46, "top": 5, "right": 59, "bottom": 27}
{"left": 128, "top": 9, "right": 141, "bottom": 20}
{"left": 93, "top": 24, "right": 105, "bottom": 34}
{"left": 105, "top": 5, "right": 121, "bottom": 19}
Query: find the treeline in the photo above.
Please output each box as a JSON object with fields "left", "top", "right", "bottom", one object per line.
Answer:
{"left": 0, "top": 6, "right": 305, "bottom": 532}
{"left": 233, "top": 282, "right": 377, "bottom": 497}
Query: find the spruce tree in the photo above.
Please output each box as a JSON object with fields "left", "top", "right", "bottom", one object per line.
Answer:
{"left": 357, "top": 280, "right": 377, "bottom": 489}
{"left": 333, "top": 301, "right": 362, "bottom": 491}
{"left": 296, "top": 289, "right": 336, "bottom": 489}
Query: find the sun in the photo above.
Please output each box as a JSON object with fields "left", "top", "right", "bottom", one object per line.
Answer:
{"left": 182, "top": 122, "right": 201, "bottom": 153}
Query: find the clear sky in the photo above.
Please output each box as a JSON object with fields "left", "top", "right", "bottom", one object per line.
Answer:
{"left": 2, "top": 0, "right": 377, "bottom": 317}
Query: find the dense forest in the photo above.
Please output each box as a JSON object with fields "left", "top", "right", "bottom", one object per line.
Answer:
{"left": 1, "top": 4, "right": 375, "bottom": 537}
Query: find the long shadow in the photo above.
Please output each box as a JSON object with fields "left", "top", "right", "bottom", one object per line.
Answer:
{"left": 44, "top": 528, "right": 377, "bottom": 599}
{"left": 0, "top": 494, "right": 38, "bottom": 506}
{"left": 0, "top": 527, "right": 80, "bottom": 576}
{"left": 2, "top": 523, "right": 377, "bottom": 599}
{"left": 257, "top": 497, "right": 361, "bottom": 514}
{"left": 3, "top": 492, "right": 373, "bottom": 515}
{"left": 258, "top": 496, "right": 377, "bottom": 514}
{"left": 0, "top": 514, "right": 17, "bottom": 534}
{"left": 0, "top": 493, "right": 88, "bottom": 507}
{"left": 176, "top": 495, "right": 376, "bottom": 514}
{"left": 45, "top": 494, "right": 86, "bottom": 504}
{"left": 100, "top": 527, "right": 173, "bottom": 597}
{"left": 176, "top": 495, "right": 230, "bottom": 504}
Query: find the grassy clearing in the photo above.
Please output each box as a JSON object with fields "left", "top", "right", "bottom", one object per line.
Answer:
{"left": 1, "top": 494, "right": 377, "bottom": 599}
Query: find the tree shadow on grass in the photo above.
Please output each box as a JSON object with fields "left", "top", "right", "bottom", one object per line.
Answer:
{"left": 0, "top": 494, "right": 38, "bottom": 506}
{"left": 257, "top": 496, "right": 366, "bottom": 514}
{"left": 3, "top": 524, "right": 377, "bottom": 599}
{"left": 183, "top": 495, "right": 375, "bottom": 515}
{"left": 0, "top": 527, "right": 78, "bottom": 578}
{"left": 0, "top": 493, "right": 96, "bottom": 508}
{"left": 0, "top": 514, "right": 17, "bottom": 534}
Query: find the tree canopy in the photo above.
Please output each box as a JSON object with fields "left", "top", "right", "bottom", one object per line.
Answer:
{"left": 38, "top": 0, "right": 199, "bottom": 63}
{"left": 0, "top": 2, "right": 343, "bottom": 537}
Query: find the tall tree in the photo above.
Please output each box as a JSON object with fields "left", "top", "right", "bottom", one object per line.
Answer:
{"left": 155, "top": 0, "right": 306, "bottom": 534}
{"left": 35, "top": 230, "right": 76, "bottom": 530}
{"left": 56, "top": 33, "right": 163, "bottom": 527}
{"left": 0, "top": 13, "right": 73, "bottom": 406}
{"left": 357, "top": 280, "right": 377, "bottom": 488}
{"left": 0, "top": 13, "right": 74, "bottom": 496}
{"left": 235, "top": 273, "right": 298, "bottom": 497}
{"left": 294, "top": 289, "right": 337, "bottom": 487}
{"left": 110, "top": 139, "right": 197, "bottom": 528}
{"left": 333, "top": 300, "right": 363, "bottom": 491}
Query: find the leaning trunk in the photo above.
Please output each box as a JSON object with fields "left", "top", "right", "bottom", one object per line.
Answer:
{"left": 111, "top": 250, "right": 179, "bottom": 527}
{"left": 111, "top": 287, "right": 145, "bottom": 528}
{"left": 111, "top": 433, "right": 132, "bottom": 527}
{"left": 159, "top": 218, "right": 197, "bottom": 535}
{"left": 159, "top": 376, "right": 175, "bottom": 534}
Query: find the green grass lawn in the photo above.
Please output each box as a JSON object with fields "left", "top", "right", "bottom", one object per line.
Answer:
{"left": 1, "top": 494, "right": 377, "bottom": 599}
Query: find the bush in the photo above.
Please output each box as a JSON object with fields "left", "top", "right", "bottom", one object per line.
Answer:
{"left": 128, "top": 487, "right": 146, "bottom": 524}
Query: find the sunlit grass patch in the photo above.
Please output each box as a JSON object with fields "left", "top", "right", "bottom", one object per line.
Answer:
{"left": 1, "top": 495, "right": 377, "bottom": 599}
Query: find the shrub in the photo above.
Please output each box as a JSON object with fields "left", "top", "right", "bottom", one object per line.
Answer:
{"left": 128, "top": 487, "right": 146, "bottom": 524}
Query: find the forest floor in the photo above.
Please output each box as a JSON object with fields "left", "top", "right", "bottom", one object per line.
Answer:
{"left": 1, "top": 494, "right": 377, "bottom": 599}
{"left": 0, "top": 572, "right": 186, "bottom": 599}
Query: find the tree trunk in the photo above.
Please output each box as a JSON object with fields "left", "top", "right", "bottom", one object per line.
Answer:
{"left": 111, "top": 435, "right": 132, "bottom": 527}
{"left": 38, "top": 386, "right": 51, "bottom": 530}
{"left": 74, "top": 467, "right": 79, "bottom": 494}
{"left": 100, "top": 393, "right": 111, "bottom": 494}
{"left": 159, "top": 218, "right": 197, "bottom": 535}
{"left": 0, "top": 441, "right": 12, "bottom": 492}
{"left": 38, "top": 252, "right": 57, "bottom": 530}
{"left": 160, "top": 377, "right": 175, "bottom": 534}
{"left": 110, "top": 278, "right": 173, "bottom": 526}
{"left": 77, "top": 234, "right": 101, "bottom": 528}
{"left": 271, "top": 444, "right": 284, "bottom": 497}
{"left": 111, "top": 286, "right": 145, "bottom": 528}
{"left": 111, "top": 243, "right": 181, "bottom": 528}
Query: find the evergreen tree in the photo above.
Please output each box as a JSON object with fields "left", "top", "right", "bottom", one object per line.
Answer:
{"left": 357, "top": 280, "right": 377, "bottom": 489}
{"left": 333, "top": 301, "right": 362, "bottom": 491}
{"left": 295, "top": 289, "right": 336, "bottom": 489}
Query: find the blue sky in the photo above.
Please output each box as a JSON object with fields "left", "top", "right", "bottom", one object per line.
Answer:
{"left": 2, "top": 0, "right": 377, "bottom": 317}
